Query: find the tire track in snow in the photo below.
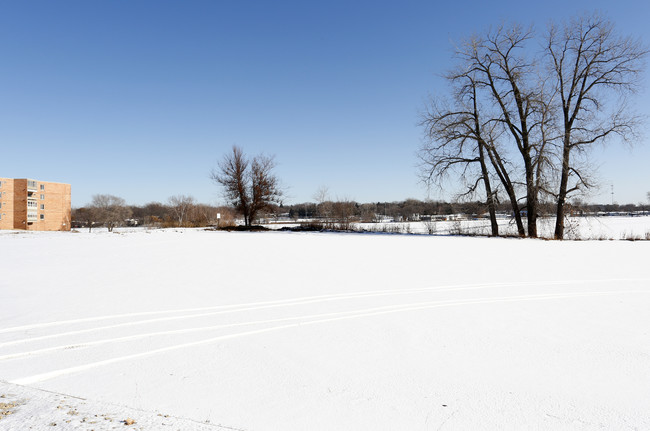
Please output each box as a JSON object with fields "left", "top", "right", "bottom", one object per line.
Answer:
{"left": 0, "top": 281, "right": 534, "bottom": 333}
{"left": 6, "top": 288, "right": 595, "bottom": 361}
{"left": 0, "top": 307, "right": 379, "bottom": 361}
{"left": 0, "top": 281, "right": 546, "bottom": 347}
{"left": 1, "top": 278, "right": 645, "bottom": 348}
{"left": 8, "top": 289, "right": 646, "bottom": 385}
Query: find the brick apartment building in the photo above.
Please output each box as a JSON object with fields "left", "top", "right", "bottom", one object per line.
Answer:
{"left": 0, "top": 178, "right": 71, "bottom": 231}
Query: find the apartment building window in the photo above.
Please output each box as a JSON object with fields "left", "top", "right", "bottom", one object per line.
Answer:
{"left": 40, "top": 204, "right": 45, "bottom": 210}
{"left": 40, "top": 184, "right": 45, "bottom": 190}
{"left": 40, "top": 194, "right": 45, "bottom": 200}
{"left": 40, "top": 214, "right": 44, "bottom": 220}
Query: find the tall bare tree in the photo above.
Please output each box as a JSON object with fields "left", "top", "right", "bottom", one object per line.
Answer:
{"left": 419, "top": 72, "right": 501, "bottom": 236}
{"left": 211, "top": 146, "right": 282, "bottom": 226}
{"left": 547, "top": 15, "right": 647, "bottom": 239}
{"left": 467, "top": 25, "right": 551, "bottom": 237}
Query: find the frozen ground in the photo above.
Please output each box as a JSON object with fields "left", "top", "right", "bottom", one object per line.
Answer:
{"left": 1, "top": 227, "right": 649, "bottom": 430}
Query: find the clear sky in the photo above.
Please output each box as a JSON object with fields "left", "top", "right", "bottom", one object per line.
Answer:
{"left": 1, "top": 0, "right": 649, "bottom": 207}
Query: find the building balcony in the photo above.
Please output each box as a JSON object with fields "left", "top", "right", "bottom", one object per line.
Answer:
{"left": 27, "top": 180, "right": 37, "bottom": 192}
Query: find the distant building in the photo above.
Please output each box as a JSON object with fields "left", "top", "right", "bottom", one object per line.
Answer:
{"left": 0, "top": 178, "right": 71, "bottom": 231}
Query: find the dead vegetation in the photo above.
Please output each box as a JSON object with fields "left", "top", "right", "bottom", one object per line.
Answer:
{"left": 0, "top": 394, "right": 22, "bottom": 421}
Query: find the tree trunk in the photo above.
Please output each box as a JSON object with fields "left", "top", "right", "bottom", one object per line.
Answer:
{"left": 525, "top": 172, "right": 538, "bottom": 238}
{"left": 485, "top": 146, "right": 525, "bottom": 236}
{"left": 554, "top": 137, "right": 571, "bottom": 239}
{"left": 472, "top": 86, "right": 499, "bottom": 237}
{"left": 520, "top": 133, "right": 538, "bottom": 238}
{"left": 478, "top": 142, "right": 499, "bottom": 236}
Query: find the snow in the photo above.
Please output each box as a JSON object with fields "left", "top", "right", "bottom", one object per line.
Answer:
{"left": 354, "top": 215, "right": 650, "bottom": 239}
{"left": 0, "top": 381, "right": 223, "bottom": 430}
{"left": 1, "top": 226, "right": 649, "bottom": 430}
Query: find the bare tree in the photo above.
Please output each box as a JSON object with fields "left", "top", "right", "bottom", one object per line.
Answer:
{"left": 168, "top": 195, "right": 196, "bottom": 226}
{"left": 419, "top": 72, "right": 501, "bottom": 236}
{"left": 213, "top": 146, "right": 249, "bottom": 224}
{"left": 330, "top": 198, "right": 357, "bottom": 230}
{"left": 211, "top": 146, "right": 282, "bottom": 226}
{"left": 72, "top": 207, "right": 98, "bottom": 232}
{"left": 313, "top": 185, "right": 332, "bottom": 219}
{"left": 424, "top": 27, "right": 550, "bottom": 238}
{"left": 468, "top": 25, "right": 551, "bottom": 237}
{"left": 312, "top": 185, "right": 328, "bottom": 204}
{"left": 547, "top": 15, "right": 647, "bottom": 239}
{"left": 250, "top": 154, "right": 281, "bottom": 224}
{"left": 90, "top": 194, "right": 132, "bottom": 232}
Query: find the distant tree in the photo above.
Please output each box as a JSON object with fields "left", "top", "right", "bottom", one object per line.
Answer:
{"left": 168, "top": 195, "right": 196, "bottom": 226}
{"left": 211, "top": 146, "right": 282, "bottom": 226}
{"left": 313, "top": 185, "right": 332, "bottom": 219}
{"left": 358, "top": 202, "right": 377, "bottom": 222}
{"left": 313, "top": 185, "right": 329, "bottom": 205}
{"left": 129, "top": 202, "right": 169, "bottom": 224}
{"left": 331, "top": 198, "right": 357, "bottom": 230}
{"left": 187, "top": 203, "right": 222, "bottom": 227}
{"left": 72, "top": 207, "right": 98, "bottom": 232}
{"left": 90, "top": 194, "right": 132, "bottom": 232}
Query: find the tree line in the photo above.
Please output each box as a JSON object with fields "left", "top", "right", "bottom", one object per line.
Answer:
{"left": 278, "top": 198, "right": 649, "bottom": 222}
{"left": 72, "top": 193, "right": 649, "bottom": 232}
{"left": 73, "top": 194, "right": 235, "bottom": 231}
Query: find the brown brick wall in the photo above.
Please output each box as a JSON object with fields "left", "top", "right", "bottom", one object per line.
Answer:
{"left": 0, "top": 178, "right": 15, "bottom": 229}
{"left": 34, "top": 181, "right": 72, "bottom": 231}
{"left": 13, "top": 178, "right": 28, "bottom": 230}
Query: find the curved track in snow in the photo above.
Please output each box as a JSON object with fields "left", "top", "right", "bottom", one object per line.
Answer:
{"left": 2, "top": 278, "right": 646, "bottom": 385}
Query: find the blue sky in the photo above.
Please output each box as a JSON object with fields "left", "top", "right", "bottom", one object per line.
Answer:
{"left": 1, "top": 0, "right": 649, "bottom": 207}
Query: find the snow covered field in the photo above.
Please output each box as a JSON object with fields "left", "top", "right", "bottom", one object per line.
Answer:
{"left": 1, "top": 227, "right": 649, "bottom": 430}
